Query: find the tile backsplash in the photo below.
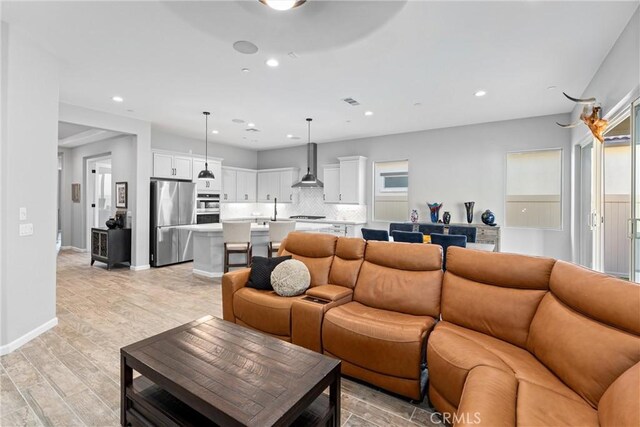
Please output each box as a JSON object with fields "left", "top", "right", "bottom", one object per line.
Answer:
{"left": 220, "top": 188, "right": 367, "bottom": 222}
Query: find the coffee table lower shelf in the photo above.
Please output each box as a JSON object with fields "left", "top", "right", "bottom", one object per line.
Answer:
{"left": 125, "top": 376, "right": 335, "bottom": 427}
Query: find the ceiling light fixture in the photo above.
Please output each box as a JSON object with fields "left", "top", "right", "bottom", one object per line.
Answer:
{"left": 287, "top": 134, "right": 293, "bottom": 138}
{"left": 474, "top": 90, "right": 487, "bottom": 97}
{"left": 112, "top": 96, "right": 124, "bottom": 103}
{"left": 259, "top": 0, "right": 306, "bottom": 11}
{"left": 292, "top": 118, "right": 323, "bottom": 188}
{"left": 364, "top": 111, "right": 374, "bottom": 116}
{"left": 211, "top": 130, "right": 219, "bottom": 134}
{"left": 198, "top": 112, "right": 215, "bottom": 181}
{"left": 266, "top": 58, "right": 279, "bottom": 67}
{"left": 241, "top": 68, "right": 250, "bottom": 73}
{"left": 248, "top": 122, "right": 255, "bottom": 127}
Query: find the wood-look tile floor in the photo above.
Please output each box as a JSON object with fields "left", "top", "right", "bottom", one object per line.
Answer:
{"left": 1, "top": 250, "right": 443, "bottom": 427}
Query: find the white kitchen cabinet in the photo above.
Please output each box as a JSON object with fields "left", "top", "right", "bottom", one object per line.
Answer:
{"left": 322, "top": 157, "right": 367, "bottom": 205}
{"left": 152, "top": 151, "right": 193, "bottom": 179}
{"left": 257, "top": 171, "right": 280, "bottom": 202}
{"left": 236, "top": 170, "right": 257, "bottom": 202}
{"left": 279, "top": 169, "right": 297, "bottom": 203}
{"left": 322, "top": 165, "right": 340, "bottom": 203}
{"left": 222, "top": 168, "right": 237, "bottom": 202}
{"left": 192, "top": 158, "right": 222, "bottom": 192}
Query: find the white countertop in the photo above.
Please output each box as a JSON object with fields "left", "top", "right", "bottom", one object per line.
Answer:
{"left": 221, "top": 217, "right": 366, "bottom": 226}
{"left": 175, "top": 222, "right": 330, "bottom": 233}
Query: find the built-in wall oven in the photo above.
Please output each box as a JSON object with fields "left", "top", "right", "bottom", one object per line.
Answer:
{"left": 196, "top": 193, "right": 220, "bottom": 224}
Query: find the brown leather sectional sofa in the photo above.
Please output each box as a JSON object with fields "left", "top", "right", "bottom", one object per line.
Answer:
{"left": 222, "top": 232, "right": 640, "bottom": 425}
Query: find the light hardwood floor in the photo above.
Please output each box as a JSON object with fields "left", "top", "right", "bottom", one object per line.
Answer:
{"left": 0, "top": 250, "right": 442, "bottom": 427}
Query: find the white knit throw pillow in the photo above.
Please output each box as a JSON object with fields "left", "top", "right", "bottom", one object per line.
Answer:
{"left": 271, "top": 259, "right": 310, "bottom": 297}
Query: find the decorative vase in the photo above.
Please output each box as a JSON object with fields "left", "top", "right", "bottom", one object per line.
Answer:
{"left": 410, "top": 209, "right": 419, "bottom": 223}
{"left": 443, "top": 211, "right": 451, "bottom": 225}
{"left": 464, "top": 201, "right": 475, "bottom": 224}
{"left": 481, "top": 209, "right": 496, "bottom": 226}
{"left": 427, "top": 202, "right": 443, "bottom": 224}
{"left": 105, "top": 218, "right": 117, "bottom": 229}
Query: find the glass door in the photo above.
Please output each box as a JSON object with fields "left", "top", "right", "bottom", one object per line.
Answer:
{"left": 579, "top": 142, "right": 595, "bottom": 269}
{"left": 631, "top": 99, "right": 640, "bottom": 282}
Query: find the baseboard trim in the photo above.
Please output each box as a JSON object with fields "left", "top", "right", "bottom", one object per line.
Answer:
{"left": 130, "top": 264, "right": 150, "bottom": 271}
{"left": 61, "top": 246, "right": 86, "bottom": 253}
{"left": 0, "top": 317, "right": 58, "bottom": 356}
{"left": 193, "top": 269, "right": 223, "bottom": 278}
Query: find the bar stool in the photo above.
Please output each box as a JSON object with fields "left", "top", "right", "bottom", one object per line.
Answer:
{"left": 268, "top": 221, "right": 296, "bottom": 258}
{"left": 223, "top": 222, "right": 252, "bottom": 273}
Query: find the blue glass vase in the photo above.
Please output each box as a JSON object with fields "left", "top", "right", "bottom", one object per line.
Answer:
{"left": 427, "top": 202, "right": 442, "bottom": 224}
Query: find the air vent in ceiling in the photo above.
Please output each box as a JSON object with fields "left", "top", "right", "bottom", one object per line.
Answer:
{"left": 342, "top": 97, "right": 360, "bottom": 106}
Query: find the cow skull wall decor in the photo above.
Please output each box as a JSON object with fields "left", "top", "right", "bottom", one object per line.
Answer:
{"left": 556, "top": 92, "right": 608, "bottom": 143}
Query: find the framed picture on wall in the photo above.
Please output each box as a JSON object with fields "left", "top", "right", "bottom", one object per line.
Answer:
{"left": 71, "top": 183, "right": 81, "bottom": 203}
{"left": 116, "top": 182, "right": 128, "bottom": 209}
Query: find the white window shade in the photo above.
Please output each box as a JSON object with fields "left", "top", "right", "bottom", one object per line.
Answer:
{"left": 506, "top": 149, "right": 562, "bottom": 229}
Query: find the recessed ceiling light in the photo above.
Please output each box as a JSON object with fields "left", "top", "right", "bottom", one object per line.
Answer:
{"left": 241, "top": 68, "right": 250, "bottom": 73}
{"left": 364, "top": 111, "right": 374, "bottom": 116}
{"left": 259, "top": 0, "right": 306, "bottom": 11}
{"left": 211, "top": 130, "right": 219, "bottom": 134}
{"left": 248, "top": 122, "right": 255, "bottom": 127}
{"left": 474, "top": 90, "right": 487, "bottom": 97}
{"left": 112, "top": 96, "right": 124, "bottom": 103}
{"left": 233, "top": 41, "right": 258, "bottom": 55}
{"left": 266, "top": 58, "right": 279, "bottom": 67}
{"left": 286, "top": 134, "right": 293, "bottom": 138}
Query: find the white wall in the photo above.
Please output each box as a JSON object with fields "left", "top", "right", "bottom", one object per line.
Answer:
{"left": 59, "top": 135, "right": 136, "bottom": 250}
{"left": 1, "top": 22, "right": 60, "bottom": 353}
{"left": 151, "top": 128, "right": 258, "bottom": 170}
{"left": 258, "top": 113, "right": 573, "bottom": 260}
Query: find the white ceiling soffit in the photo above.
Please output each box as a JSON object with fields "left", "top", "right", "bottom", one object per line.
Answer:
{"left": 5, "top": 1, "right": 638, "bottom": 149}
{"left": 58, "top": 128, "right": 123, "bottom": 148}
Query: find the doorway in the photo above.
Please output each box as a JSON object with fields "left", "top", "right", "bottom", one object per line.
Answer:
{"left": 86, "top": 156, "right": 112, "bottom": 250}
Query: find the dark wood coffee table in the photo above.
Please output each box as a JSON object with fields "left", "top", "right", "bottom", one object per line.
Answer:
{"left": 120, "top": 315, "right": 341, "bottom": 426}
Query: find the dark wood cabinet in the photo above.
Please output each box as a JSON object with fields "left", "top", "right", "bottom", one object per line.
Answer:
{"left": 91, "top": 228, "right": 131, "bottom": 270}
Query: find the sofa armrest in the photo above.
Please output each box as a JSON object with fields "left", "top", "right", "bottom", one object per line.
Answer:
{"left": 221, "top": 268, "right": 251, "bottom": 322}
{"left": 306, "top": 284, "right": 353, "bottom": 302}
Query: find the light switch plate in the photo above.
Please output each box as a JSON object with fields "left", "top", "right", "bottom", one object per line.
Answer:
{"left": 19, "top": 207, "right": 27, "bottom": 221}
{"left": 19, "top": 223, "right": 33, "bottom": 236}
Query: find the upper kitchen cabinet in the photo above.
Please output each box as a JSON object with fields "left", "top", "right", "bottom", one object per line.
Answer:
{"left": 222, "top": 167, "right": 238, "bottom": 202}
{"left": 236, "top": 170, "right": 257, "bottom": 202}
{"left": 257, "top": 168, "right": 299, "bottom": 203}
{"left": 152, "top": 151, "right": 192, "bottom": 180}
{"left": 192, "top": 158, "right": 222, "bottom": 192}
{"left": 323, "top": 156, "right": 367, "bottom": 205}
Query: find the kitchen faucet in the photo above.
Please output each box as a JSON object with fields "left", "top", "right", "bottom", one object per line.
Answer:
{"left": 272, "top": 197, "right": 278, "bottom": 222}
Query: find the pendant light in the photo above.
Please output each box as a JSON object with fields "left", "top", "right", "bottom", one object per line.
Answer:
{"left": 259, "top": 0, "right": 306, "bottom": 11}
{"left": 292, "top": 118, "right": 323, "bottom": 188}
{"left": 198, "top": 111, "right": 215, "bottom": 181}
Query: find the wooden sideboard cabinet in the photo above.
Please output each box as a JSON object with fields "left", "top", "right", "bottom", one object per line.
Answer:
{"left": 408, "top": 222, "right": 501, "bottom": 251}
{"left": 91, "top": 228, "right": 132, "bottom": 269}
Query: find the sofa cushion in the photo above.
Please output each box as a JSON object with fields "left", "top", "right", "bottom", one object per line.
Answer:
{"left": 527, "top": 292, "right": 640, "bottom": 408}
{"left": 516, "top": 381, "right": 598, "bottom": 427}
{"left": 323, "top": 301, "right": 435, "bottom": 379}
{"left": 442, "top": 247, "right": 555, "bottom": 348}
{"left": 598, "top": 362, "right": 640, "bottom": 427}
{"left": 353, "top": 241, "right": 443, "bottom": 316}
{"left": 233, "top": 287, "right": 303, "bottom": 337}
{"left": 328, "top": 237, "right": 366, "bottom": 289}
{"left": 279, "top": 232, "right": 337, "bottom": 287}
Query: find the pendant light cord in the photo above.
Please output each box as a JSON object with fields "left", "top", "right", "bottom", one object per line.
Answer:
{"left": 204, "top": 111, "right": 210, "bottom": 168}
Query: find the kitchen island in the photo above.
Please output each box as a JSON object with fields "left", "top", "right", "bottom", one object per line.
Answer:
{"left": 176, "top": 222, "right": 330, "bottom": 278}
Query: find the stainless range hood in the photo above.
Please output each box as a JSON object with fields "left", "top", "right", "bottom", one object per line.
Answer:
{"left": 292, "top": 118, "right": 324, "bottom": 188}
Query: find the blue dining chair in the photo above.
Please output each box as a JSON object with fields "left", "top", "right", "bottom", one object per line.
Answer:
{"left": 417, "top": 223, "right": 445, "bottom": 236}
{"left": 391, "top": 230, "right": 424, "bottom": 244}
{"left": 430, "top": 233, "right": 467, "bottom": 270}
{"left": 361, "top": 228, "right": 390, "bottom": 241}
{"left": 389, "top": 223, "right": 414, "bottom": 234}
{"left": 448, "top": 225, "right": 477, "bottom": 243}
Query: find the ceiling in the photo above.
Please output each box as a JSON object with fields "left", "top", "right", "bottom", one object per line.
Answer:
{"left": 5, "top": 1, "right": 638, "bottom": 150}
{"left": 58, "top": 122, "right": 93, "bottom": 140}
{"left": 58, "top": 121, "right": 124, "bottom": 148}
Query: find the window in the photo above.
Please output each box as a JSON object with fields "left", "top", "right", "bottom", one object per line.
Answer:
{"left": 506, "top": 149, "right": 562, "bottom": 229}
{"left": 373, "top": 160, "right": 409, "bottom": 222}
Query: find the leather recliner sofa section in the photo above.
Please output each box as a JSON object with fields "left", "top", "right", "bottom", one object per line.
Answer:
{"left": 222, "top": 232, "right": 443, "bottom": 400}
{"left": 427, "top": 247, "right": 640, "bottom": 426}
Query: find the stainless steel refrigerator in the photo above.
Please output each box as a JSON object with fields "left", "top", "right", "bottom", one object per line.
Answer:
{"left": 150, "top": 180, "right": 197, "bottom": 267}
